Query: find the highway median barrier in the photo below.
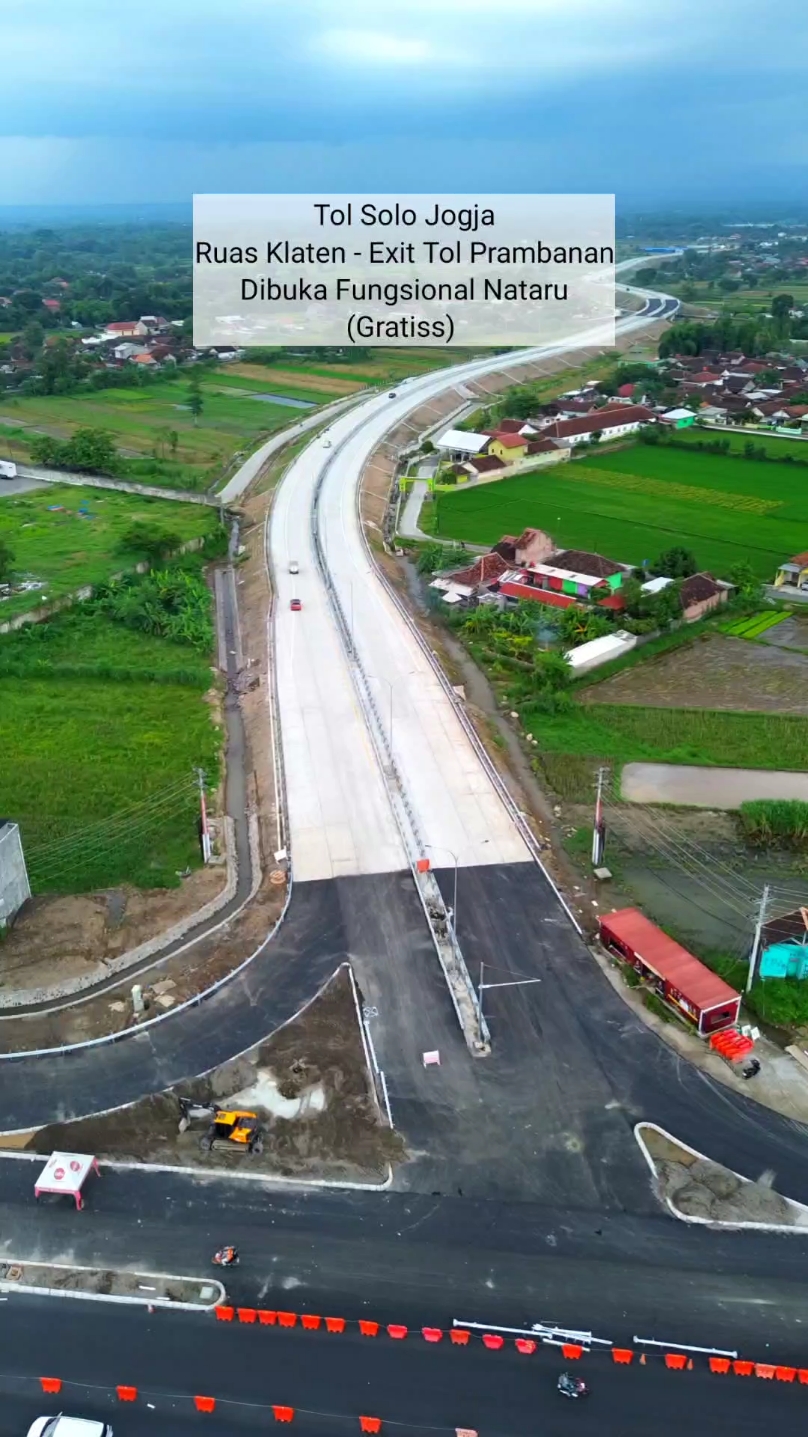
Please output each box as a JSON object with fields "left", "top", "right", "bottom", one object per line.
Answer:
{"left": 116, "top": 1386, "right": 137, "bottom": 1402}
{"left": 450, "top": 1330, "right": 470, "bottom": 1346}
{"left": 359, "top": 1418, "right": 382, "bottom": 1433}
{"left": 326, "top": 1316, "right": 346, "bottom": 1332}
{"left": 237, "top": 1308, "right": 258, "bottom": 1324}
{"left": 273, "top": 1406, "right": 294, "bottom": 1422}
{"left": 215, "top": 1305, "right": 234, "bottom": 1322}
{"left": 40, "top": 1378, "right": 62, "bottom": 1393}
{"left": 422, "top": 1328, "right": 443, "bottom": 1343}
{"left": 387, "top": 1324, "right": 408, "bottom": 1339}
{"left": 481, "top": 1334, "right": 504, "bottom": 1350}
{"left": 301, "top": 1314, "right": 322, "bottom": 1330}
{"left": 194, "top": 1396, "right": 216, "bottom": 1413}
{"left": 359, "top": 1320, "right": 380, "bottom": 1337}
{"left": 515, "top": 1339, "right": 536, "bottom": 1355}
{"left": 611, "top": 1349, "right": 634, "bottom": 1364}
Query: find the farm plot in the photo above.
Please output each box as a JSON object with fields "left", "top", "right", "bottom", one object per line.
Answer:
{"left": 0, "top": 374, "right": 313, "bottom": 491}
{"left": 0, "top": 486, "right": 218, "bottom": 624}
{"left": 581, "top": 634, "right": 808, "bottom": 716}
{"left": 433, "top": 444, "right": 808, "bottom": 578}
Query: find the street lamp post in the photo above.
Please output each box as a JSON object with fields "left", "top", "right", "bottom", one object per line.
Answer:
{"left": 425, "top": 844, "right": 459, "bottom": 937}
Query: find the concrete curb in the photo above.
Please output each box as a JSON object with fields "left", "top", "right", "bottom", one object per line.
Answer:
{"left": 0, "top": 1260, "right": 225, "bottom": 1311}
{"left": 634, "top": 1120, "right": 808, "bottom": 1234}
{"left": 0, "top": 1144, "right": 393, "bottom": 1193}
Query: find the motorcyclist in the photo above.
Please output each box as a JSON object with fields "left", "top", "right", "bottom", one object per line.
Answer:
{"left": 557, "top": 1372, "right": 588, "bottom": 1398}
{"left": 212, "top": 1245, "right": 239, "bottom": 1266}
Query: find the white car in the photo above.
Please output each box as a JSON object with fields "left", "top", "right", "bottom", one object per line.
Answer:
{"left": 27, "top": 1420, "right": 113, "bottom": 1437}
{"left": 288, "top": 560, "right": 299, "bottom": 575}
{"left": 323, "top": 439, "right": 332, "bottom": 448}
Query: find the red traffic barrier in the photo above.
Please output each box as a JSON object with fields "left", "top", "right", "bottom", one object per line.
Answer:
{"left": 301, "top": 1315, "right": 322, "bottom": 1331}
{"left": 326, "top": 1317, "right": 346, "bottom": 1333}
{"left": 709, "top": 1357, "right": 731, "bottom": 1374}
{"left": 450, "top": 1330, "right": 470, "bottom": 1346}
{"left": 562, "top": 1344, "right": 583, "bottom": 1360}
{"left": 664, "top": 1353, "right": 687, "bottom": 1371}
{"left": 215, "top": 1306, "right": 234, "bottom": 1322}
{"left": 194, "top": 1396, "right": 216, "bottom": 1413}
{"left": 515, "top": 1339, "right": 537, "bottom": 1355}
{"left": 359, "top": 1320, "right": 379, "bottom": 1337}
{"left": 273, "top": 1406, "right": 294, "bottom": 1423}
{"left": 278, "top": 1312, "right": 298, "bottom": 1328}
{"left": 799, "top": 1370, "right": 808, "bottom": 1384}
{"left": 733, "top": 1361, "right": 754, "bottom": 1377}
{"left": 116, "top": 1387, "right": 137, "bottom": 1402}
{"left": 360, "top": 1419, "right": 382, "bottom": 1434}
{"left": 755, "top": 1364, "right": 775, "bottom": 1380}
{"left": 422, "top": 1328, "right": 443, "bottom": 1343}
{"left": 387, "top": 1325, "right": 408, "bottom": 1340}
{"left": 611, "top": 1349, "right": 633, "bottom": 1365}
{"left": 776, "top": 1367, "right": 796, "bottom": 1383}
{"left": 40, "top": 1379, "right": 62, "bottom": 1394}
{"left": 237, "top": 1308, "right": 257, "bottom": 1324}
{"left": 482, "top": 1334, "right": 504, "bottom": 1351}
{"left": 259, "top": 1310, "right": 278, "bottom": 1326}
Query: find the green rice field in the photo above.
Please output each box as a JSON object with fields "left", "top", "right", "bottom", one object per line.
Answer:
{"left": 433, "top": 444, "right": 808, "bottom": 578}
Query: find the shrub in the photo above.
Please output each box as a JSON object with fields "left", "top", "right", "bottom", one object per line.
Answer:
{"left": 118, "top": 521, "right": 183, "bottom": 562}
{"left": 738, "top": 800, "right": 808, "bottom": 850}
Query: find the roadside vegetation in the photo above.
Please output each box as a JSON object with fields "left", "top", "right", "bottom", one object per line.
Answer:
{"left": 0, "top": 541, "right": 224, "bottom": 894}
{"left": 0, "top": 486, "right": 220, "bottom": 625}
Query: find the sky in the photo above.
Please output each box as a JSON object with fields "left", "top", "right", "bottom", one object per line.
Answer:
{"left": 1, "top": 0, "right": 806, "bottom": 208}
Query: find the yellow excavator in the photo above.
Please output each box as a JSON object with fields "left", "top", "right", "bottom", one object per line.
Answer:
{"left": 178, "top": 1099, "right": 265, "bottom": 1155}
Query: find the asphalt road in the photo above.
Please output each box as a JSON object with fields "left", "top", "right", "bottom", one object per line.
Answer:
{"left": 0, "top": 1295, "right": 803, "bottom": 1437}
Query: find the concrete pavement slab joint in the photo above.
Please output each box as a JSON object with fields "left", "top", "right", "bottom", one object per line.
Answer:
{"left": 634, "top": 1121, "right": 808, "bottom": 1234}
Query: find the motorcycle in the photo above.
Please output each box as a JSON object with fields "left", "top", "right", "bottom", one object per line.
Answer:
{"left": 557, "top": 1372, "right": 589, "bottom": 1399}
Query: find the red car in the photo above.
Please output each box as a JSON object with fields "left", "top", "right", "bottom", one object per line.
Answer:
{"left": 290, "top": 598, "right": 302, "bottom": 611}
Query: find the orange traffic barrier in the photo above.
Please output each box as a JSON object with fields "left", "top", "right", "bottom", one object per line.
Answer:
{"left": 515, "top": 1339, "right": 536, "bottom": 1355}
{"left": 238, "top": 1308, "right": 257, "bottom": 1324}
{"left": 450, "top": 1330, "right": 470, "bottom": 1346}
{"left": 611, "top": 1349, "right": 633, "bottom": 1365}
{"left": 756, "top": 1364, "right": 775, "bottom": 1380}
{"left": 278, "top": 1312, "right": 297, "bottom": 1328}
{"left": 359, "top": 1320, "right": 380, "bottom": 1337}
{"left": 326, "top": 1317, "right": 346, "bottom": 1333}
{"left": 799, "top": 1370, "right": 808, "bottom": 1384}
{"left": 562, "top": 1344, "right": 583, "bottom": 1360}
{"left": 301, "top": 1315, "right": 322, "bottom": 1331}
{"left": 482, "top": 1334, "right": 504, "bottom": 1351}
{"left": 360, "top": 1419, "right": 382, "bottom": 1434}
{"left": 387, "top": 1325, "right": 408, "bottom": 1340}
{"left": 709, "top": 1357, "right": 731, "bottom": 1374}
{"left": 259, "top": 1310, "right": 278, "bottom": 1325}
{"left": 215, "top": 1306, "right": 234, "bottom": 1322}
{"left": 116, "top": 1387, "right": 137, "bottom": 1402}
{"left": 194, "top": 1397, "right": 216, "bottom": 1413}
{"left": 422, "top": 1328, "right": 443, "bottom": 1343}
{"left": 733, "top": 1360, "right": 754, "bottom": 1376}
{"left": 776, "top": 1367, "right": 796, "bottom": 1383}
{"left": 273, "top": 1406, "right": 294, "bottom": 1423}
{"left": 664, "top": 1354, "right": 687, "bottom": 1371}
{"left": 40, "top": 1379, "right": 62, "bottom": 1394}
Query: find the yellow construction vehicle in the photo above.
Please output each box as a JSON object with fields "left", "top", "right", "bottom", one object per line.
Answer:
{"left": 178, "top": 1099, "right": 265, "bottom": 1155}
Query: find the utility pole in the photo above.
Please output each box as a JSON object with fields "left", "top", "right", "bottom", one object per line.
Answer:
{"left": 746, "top": 884, "right": 771, "bottom": 993}
{"left": 197, "top": 767, "right": 211, "bottom": 863}
{"left": 592, "top": 766, "right": 607, "bottom": 867}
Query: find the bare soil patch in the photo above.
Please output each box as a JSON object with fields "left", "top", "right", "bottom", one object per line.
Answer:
{"left": 639, "top": 1123, "right": 808, "bottom": 1227}
{"left": 25, "top": 967, "right": 404, "bottom": 1183}
{"left": 583, "top": 634, "right": 808, "bottom": 715}
{"left": 228, "top": 364, "right": 364, "bottom": 396}
{"left": 0, "top": 866, "right": 227, "bottom": 999}
{"left": 0, "top": 872, "right": 286, "bottom": 1052}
